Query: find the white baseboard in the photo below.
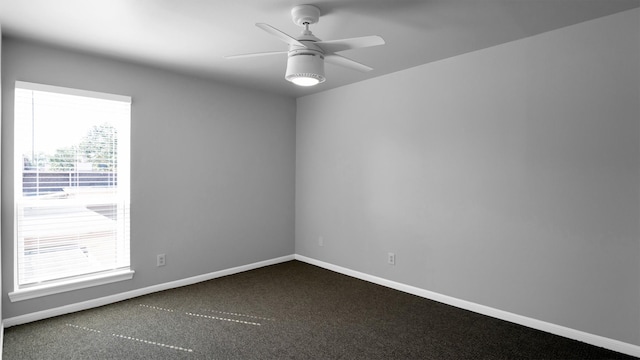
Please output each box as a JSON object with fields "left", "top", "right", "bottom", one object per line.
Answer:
{"left": 294, "top": 254, "right": 640, "bottom": 358}
{"left": 1, "top": 320, "right": 4, "bottom": 360}
{"left": 3, "top": 254, "right": 294, "bottom": 328}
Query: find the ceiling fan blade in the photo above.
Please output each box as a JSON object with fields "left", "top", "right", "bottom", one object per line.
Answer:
{"left": 225, "top": 50, "right": 287, "bottom": 59}
{"left": 325, "top": 54, "right": 374, "bottom": 72}
{"left": 256, "top": 23, "right": 307, "bottom": 48}
{"left": 316, "top": 35, "right": 385, "bottom": 53}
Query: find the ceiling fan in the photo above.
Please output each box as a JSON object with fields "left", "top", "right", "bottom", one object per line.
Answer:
{"left": 225, "top": 4, "right": 385, "bottom": 87}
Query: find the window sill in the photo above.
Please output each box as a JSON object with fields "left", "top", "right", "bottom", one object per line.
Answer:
{"left": 8, "top": 269, "right": 135, "bottom": 302}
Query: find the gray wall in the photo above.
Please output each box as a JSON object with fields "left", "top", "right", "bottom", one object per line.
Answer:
{"left": 0, "top": 26, "right": 3, "bottom": 330}
{"left": 2, "top": 37, "right": 296, "bottom": 319}
{"left": 296, "top": 8, "right": 640, "bottom": 345}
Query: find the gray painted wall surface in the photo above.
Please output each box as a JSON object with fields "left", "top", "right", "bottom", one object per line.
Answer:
{"left": 1, "top": 38, "right": 296, "bottom": 319}
{"left": 0, "top": 26, "right": 3, "bottom": 329}
{"left": 296, "top": 9, "right": 640, "bottom": 345}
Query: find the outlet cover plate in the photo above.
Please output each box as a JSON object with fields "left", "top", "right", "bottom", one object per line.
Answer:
{"left": 157, "top": 254, "right": 166, "bottom": 267}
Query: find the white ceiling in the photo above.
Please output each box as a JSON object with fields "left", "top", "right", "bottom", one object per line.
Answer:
{"left": 1, "top": 0, "right": 638, "bottom": 98}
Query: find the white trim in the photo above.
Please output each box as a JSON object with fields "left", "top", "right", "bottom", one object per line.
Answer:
{"left": 15, "top": 81, "right": 131, "bottom": 103}
{"left": 3, "top": 255, "right": 294, "bottom": 328}
{"left": 294, "top": 254, "right": 640, "bottom": 358}
{"left": 0, "top": 321, "right": 4, "bottom": 360}
{"left": 8, "top": 269, "right": 135, "bottom": 302}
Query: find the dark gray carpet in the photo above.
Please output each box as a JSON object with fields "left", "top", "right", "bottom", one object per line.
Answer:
{"left": 3, "top": 261, "right": 637, "bottom": 359}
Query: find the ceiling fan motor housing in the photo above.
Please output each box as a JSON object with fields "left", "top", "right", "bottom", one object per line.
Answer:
{"left": 285, "top": 50, "right": 326, "bottom": 85}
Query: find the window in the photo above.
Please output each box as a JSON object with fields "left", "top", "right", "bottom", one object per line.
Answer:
{"left": 10, "top": 81, "right": 133, "bottom": 302}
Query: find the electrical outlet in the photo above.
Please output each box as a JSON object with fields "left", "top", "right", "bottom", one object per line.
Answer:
{"left": 388, "top": 252, "right": 395, "bottom": 265}
{"left": 157, "top": 254, "right": 166, "bottom": 267}
{"left": 318, "top": 236, "right": 324, "bottom": 247}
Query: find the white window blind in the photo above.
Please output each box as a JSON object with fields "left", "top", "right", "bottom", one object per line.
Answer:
{"left": 14, "top": 81, "right": 131, "bottom": 289}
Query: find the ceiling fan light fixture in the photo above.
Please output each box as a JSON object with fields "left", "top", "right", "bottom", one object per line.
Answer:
{"left": 290, "top": 76, "right": 321, "bottom": 87}
{"left": 226, "top": 5, "right": 384, "bottom": 89}
{"left": 285, "top": 53, "right": 326, "bottom": 86}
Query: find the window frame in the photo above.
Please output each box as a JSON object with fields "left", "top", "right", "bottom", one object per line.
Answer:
{"left": 9, "top": 81, "right": 134, "bottom": 302}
